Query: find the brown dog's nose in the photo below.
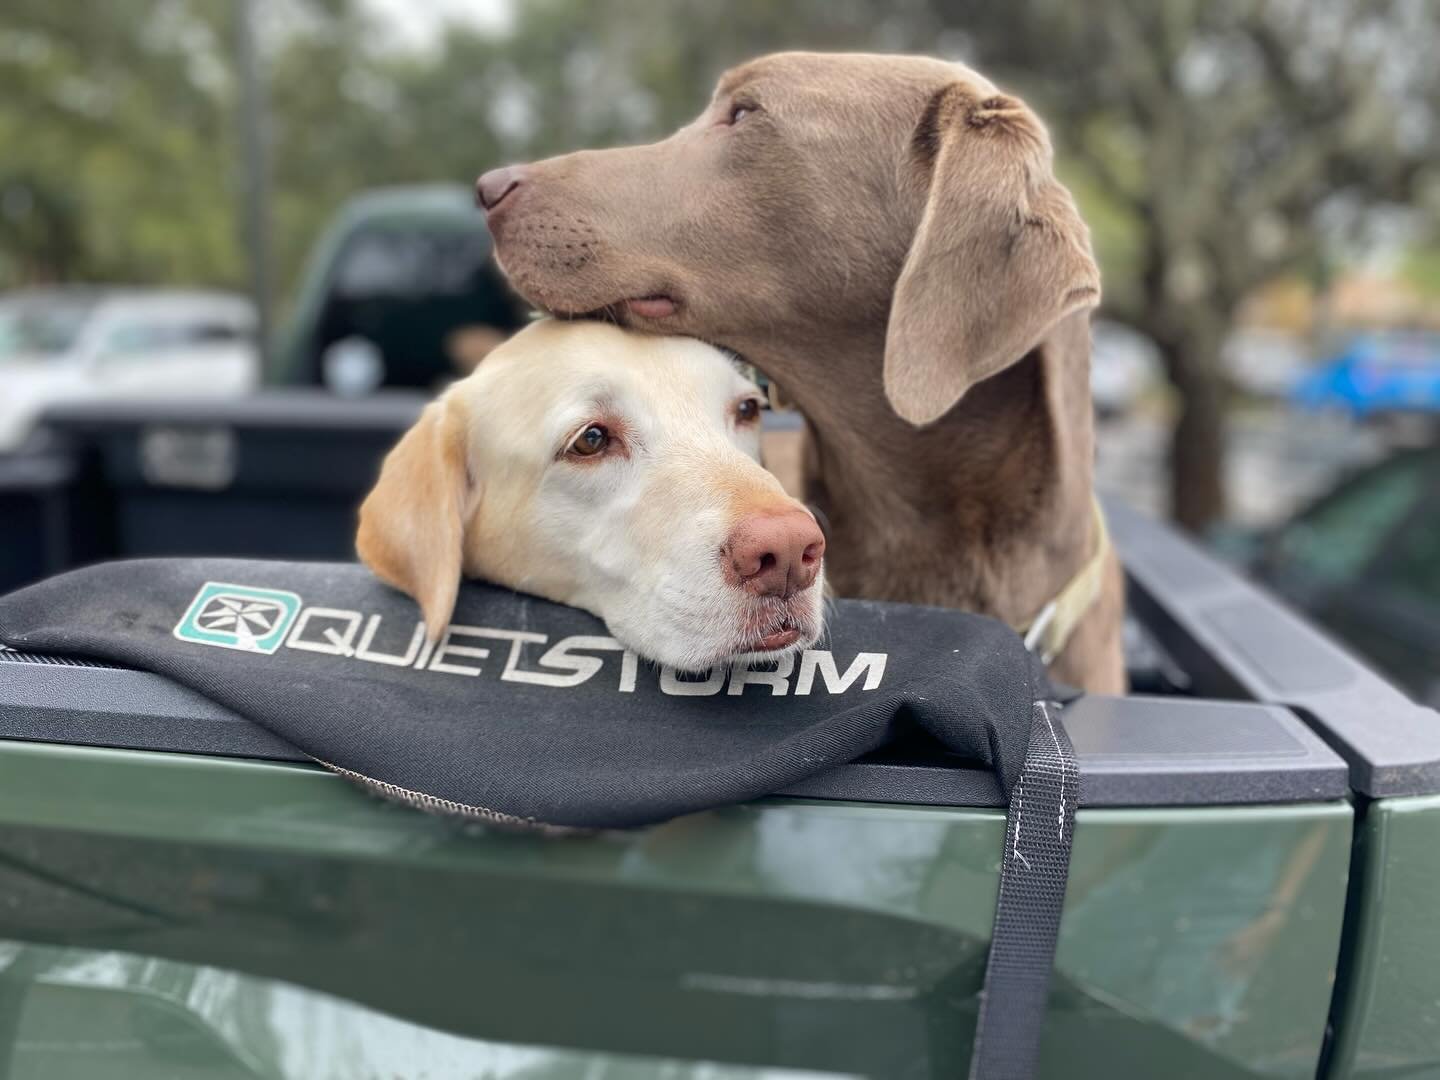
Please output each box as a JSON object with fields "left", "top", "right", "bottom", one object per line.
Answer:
{"left": 725, "top": 509, "right": 825, "bottom": 598}
{"left": 475, "top": 165, "right": 526, "bottom": 211}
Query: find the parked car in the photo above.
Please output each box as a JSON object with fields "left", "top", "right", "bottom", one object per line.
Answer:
{"left": 0, "top": 287, "right": 258, "bottom": 451}
{"left": 1241, "top": 443, "right": 1440, "bottom": 706}
{"left": 274, "top": 184, "right": 527, "bottom": 394}
{"left": 1290, "top": 331, "right": 1440, "bottom": 419}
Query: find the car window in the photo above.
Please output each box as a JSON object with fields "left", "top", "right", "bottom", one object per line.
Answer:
{"left": 332, "top": 228, "right": 493, "bottom": 298}
{"left": 102, "top": 317, "right": 246, "bottom": 356}
{"left": 0, "top": 297, "right": 97, "bottom": 360}
{"left": 1370, "top": 503, "right": 1440, "bottom": 606}
{"left": 1271, "top": 454, "right": 1431, "bottom": 590}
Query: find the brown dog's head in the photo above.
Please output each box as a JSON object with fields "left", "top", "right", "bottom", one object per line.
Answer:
{"left": 478, "top": 52, "right": 1100, "bottom": 426}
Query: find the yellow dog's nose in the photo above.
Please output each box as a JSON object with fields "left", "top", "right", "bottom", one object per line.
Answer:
{"left": 724, "top": 509, "right": 825, "bottom": 598}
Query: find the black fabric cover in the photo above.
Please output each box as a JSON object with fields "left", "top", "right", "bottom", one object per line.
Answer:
{"left": 0, "top": 558, "right": 1052, "bottom": 829}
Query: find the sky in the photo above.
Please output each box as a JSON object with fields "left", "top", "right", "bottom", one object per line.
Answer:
{"left": 364, "top": 0, "right": 514, "bottom": 49}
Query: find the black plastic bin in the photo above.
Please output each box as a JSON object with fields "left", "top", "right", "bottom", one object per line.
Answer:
{"left": 41, "top": 392, "right": 426, "bottom": 565}
{"left": 0, "top": 450, "right": 78, "bottom": 595}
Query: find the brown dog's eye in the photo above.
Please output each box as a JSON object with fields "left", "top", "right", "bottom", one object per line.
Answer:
{"left": 727, "top": 103, "right": 755, "bottom": 125}
{"left": 569, "top": 424, "right": 609, "bottom": 457}
{"left": 735, "top": 398, "right": 762, "bottom": 424}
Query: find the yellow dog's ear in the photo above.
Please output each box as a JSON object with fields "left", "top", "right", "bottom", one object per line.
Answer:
{"left": 884, "top": 83, "right": 1101, "bottom": 426}
{"left": 357, "top": 395, "right": 474, "bottom": 641}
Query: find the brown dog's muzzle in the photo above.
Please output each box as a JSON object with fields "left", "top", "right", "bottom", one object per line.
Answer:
{"left": 472, "top": 144, "right": 697, "bottom": 324}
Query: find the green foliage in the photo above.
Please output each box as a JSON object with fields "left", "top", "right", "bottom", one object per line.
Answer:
{"left": 0, "top": 0, "right": 238, "bottom": 286}
{"left": 2, "top": 0, "right": 1435, "bottom": 348}
{"left": 1401, "top": 246, "right": 1440, "bottom": 299}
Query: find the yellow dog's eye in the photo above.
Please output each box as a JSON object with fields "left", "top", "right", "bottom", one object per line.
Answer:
{"left": 735, "top": 398, "right": 762, "bottom": 424}
{"left": 569, "top": 424, "right": 609, "bottom": 457}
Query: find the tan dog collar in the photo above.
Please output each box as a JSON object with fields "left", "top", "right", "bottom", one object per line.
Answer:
{"left": 1014, "top": 499, "right": 1110, "bottom": 665}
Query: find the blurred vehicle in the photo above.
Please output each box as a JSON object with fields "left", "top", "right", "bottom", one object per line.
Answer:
{"left": 275, "top": 184, "right": 527, "bottom": 394}
{"left": 1240, "top": 444, "right": 1440, "bottom": 706}
{"left": 0, "top": 287, "right": 258, "bottom": 451}
{"left": 1089, "top": 319, "right": 1159, "bottom": 418}
{"left": 1223, "top": 328, "right": 1309, "bottom": 398}
{"left": 1290, "top": 331, "right": 1440, "bottom": 419}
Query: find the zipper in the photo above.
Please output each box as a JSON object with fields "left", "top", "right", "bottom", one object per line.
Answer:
{"left": 312, "top": 757, "right": 581, "bottom": 836}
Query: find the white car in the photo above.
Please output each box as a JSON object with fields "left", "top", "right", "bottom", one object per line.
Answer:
{"left": 0, "top": 288, "right": 259, "bottom": 451}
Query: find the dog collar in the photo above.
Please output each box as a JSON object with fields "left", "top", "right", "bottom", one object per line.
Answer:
{"left": 1013, "top": 498, "right": 1110, "bottom": 666}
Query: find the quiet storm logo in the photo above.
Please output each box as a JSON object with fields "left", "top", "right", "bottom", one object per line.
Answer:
{"left": 173, "top": 581, "right": 887, "bottom": 697}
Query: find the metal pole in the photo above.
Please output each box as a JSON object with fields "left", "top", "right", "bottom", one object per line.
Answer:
{"left": 236, "top": 0, "right": 273, "bottom": 377}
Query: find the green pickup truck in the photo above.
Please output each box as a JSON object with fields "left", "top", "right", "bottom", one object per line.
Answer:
{"left": 1, "top": 495, "right": 1438, "bottom": 1079}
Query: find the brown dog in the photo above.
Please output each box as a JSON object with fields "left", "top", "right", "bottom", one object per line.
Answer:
{"left": 476, "top": 52, "right": 1125, "bottom": 693}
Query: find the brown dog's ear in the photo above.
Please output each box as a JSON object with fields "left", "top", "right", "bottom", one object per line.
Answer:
{"left": 884, "top": 84, "right": 1101, "bottom": 426}
{"left": 356, "top": 395, "right": 474, "bottom": 641}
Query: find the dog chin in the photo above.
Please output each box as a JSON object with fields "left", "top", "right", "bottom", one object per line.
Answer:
{"left": 726, "top": 631, "right": 820, "bottom": 670}
{"left": 493, "top": 258, "right": 639, "bottom": 326}
{"left": 650, "top": 596, "right": 823, "bottom": 673}
{"left": 634, "top": 629, "right": 820, "bottom": 676}
{"left": 616, "top": 592, "right": 825, "bottom": 673}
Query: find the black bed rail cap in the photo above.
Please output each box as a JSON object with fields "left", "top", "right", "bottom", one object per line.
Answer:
{"left": 41, "top": 389, "right": 428, "bottom": 435}
{"left": 1107, "top": 498, "right": 1440, "bottom": 799}
{"left": 0, "top": 654, "right": 1348, "bottom": 808}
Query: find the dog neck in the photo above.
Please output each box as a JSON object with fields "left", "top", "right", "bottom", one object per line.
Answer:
{"left": 743, "top": 311, "right": 1097, "bottom": 626}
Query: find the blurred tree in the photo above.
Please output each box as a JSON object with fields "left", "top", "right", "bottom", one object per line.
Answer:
{"left": 0, "top": 0, "right": 493, "bottom": 302}
{"left": 0, "top": 0, "right": 241, "bottom": 286}
{"left": 1403, "top": 245, "right": 1440, "bottom": 303}
{"left": 930, "top": 0, "right": 1440, "bottom": 529}
{"left": 0, "top": 175, "right": 84, "bottom": 282}
{"left": 486, "top": 0, "right": 926, "bottom": 154}
{"left": 5, "top": 0, "right": 1435, "bottom": 536}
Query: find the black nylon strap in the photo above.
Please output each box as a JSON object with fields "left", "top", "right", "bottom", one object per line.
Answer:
{"left": 969, "top": 699, "right": 1079, "bottom": 1080}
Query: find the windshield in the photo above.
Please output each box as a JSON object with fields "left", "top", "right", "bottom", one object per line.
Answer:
{"left": 332, "top": 228, "right": 493, "bottom": 298}
{"left": 0, "top": 297, "right": 98, "bottom": 361}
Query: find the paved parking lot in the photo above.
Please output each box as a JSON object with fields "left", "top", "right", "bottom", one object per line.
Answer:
{"left": 1097, "top": 408, "right": 1396, "bottom": 528}
{"left": 766, "top": 405, "right": 1407, "bottom": 530}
